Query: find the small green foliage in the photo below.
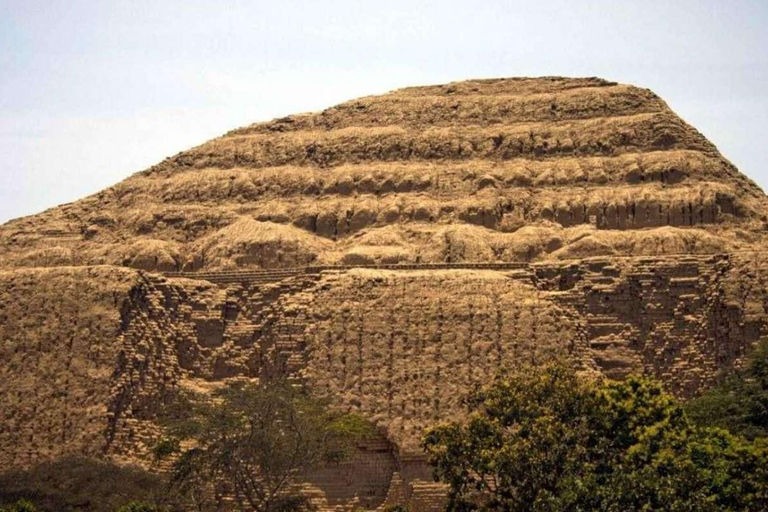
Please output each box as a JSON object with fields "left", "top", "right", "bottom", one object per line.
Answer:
{"left": 422, "top": 362, "right": 768, "bottom": 511}
{"left": 0, "top": 500, "right": 37, "bottom": 512}
{"left": 686, "top": 337, "right": 768, "bottom": 438}
{"left": 151, "top": 437, "right": 181, "bottom": 462}
{"left": 115, "top": 502, "right": 157, "bottom": 512}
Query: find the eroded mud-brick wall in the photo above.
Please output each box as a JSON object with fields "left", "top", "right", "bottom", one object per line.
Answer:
{"left": 0, "top": 267, "right": 141, "bottom": 467}
{"left": 2, "top": 254, "right": 767, "bottom": 510}
{"left": 3, "top": 77, "right": 768, "bottom": 512}
{"left": 0, "top": 266, "right": 238, "bottom": 468}
{"left": 228, "top": 255, "right": 759, "bottom": 510}
{"left": 289, "top": 269, "right": 584, "bottom": 452}
{"left": 256, "top": 255, "right": 768, "bottom": 453}
{"left": 4, "top": 78, "right": 767, "bottom": 274}
{"left": 547, "top": 253, "right": 767, "bottom": 395}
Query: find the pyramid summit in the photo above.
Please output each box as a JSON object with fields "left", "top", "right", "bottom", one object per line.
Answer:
{"left": 1, "top": 77, "right": 768, "bottom": 510}
{"left": 1, "top": 76, "right": 766, "bottom": 271}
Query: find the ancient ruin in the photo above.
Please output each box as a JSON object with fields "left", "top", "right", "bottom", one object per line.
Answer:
{"left": 1, "top": 77, "right": 768, "bottom": 510}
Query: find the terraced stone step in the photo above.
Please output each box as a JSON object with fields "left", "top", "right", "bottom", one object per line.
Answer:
{"left": 164, "top": 262, "right": 536, "bottom": 285}
{"left": 226, "top": 325, "right": 258, "bottom": 334}
{"left": 234, "top": 84, "right": 664, "bottom": 133}
{"left": 185, "top": 111, "right": 712, "bottom": 171}
{"left": 590, "top": 336, "right": 634, "bottom": 350}
{"left": 158, "top": 256, "right": 748, "bottom": 288}
{"left": 589, "top": 322, "right": 629, "bottom": 338}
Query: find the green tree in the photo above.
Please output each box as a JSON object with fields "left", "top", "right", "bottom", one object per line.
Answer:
{"left": 422, "top": 363, "right": 768, "bottom": 511}
{"left": 159, "top": 380, "right": 371, "bottom": 512}
{"left": 686, "top": 338, "right": 768, "bottom": 439}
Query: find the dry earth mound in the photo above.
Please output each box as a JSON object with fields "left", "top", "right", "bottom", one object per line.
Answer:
{"left": 1, "top": 77, "right": 768, "bottom": 511}
{"left": 2, "top": 77, "right": 766, "bottom": 271}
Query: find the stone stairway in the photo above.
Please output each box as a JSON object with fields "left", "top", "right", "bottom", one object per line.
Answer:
{"left": 40, "top": 230, "right": 82, "bottom": 246}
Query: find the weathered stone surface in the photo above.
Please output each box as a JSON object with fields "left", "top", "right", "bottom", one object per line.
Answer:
{"left": 2, "top": 77, "right": 768, "bottom": 510}
{"left": 2, "top": 78, "right": 766, "bottom": 273}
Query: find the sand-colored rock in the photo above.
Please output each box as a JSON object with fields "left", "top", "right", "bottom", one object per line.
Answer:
{"left": 2, "top": 77, "right": 768, "bottom": 510}
{"left": 2, "top": 77, "right": 766, "bottom": 273}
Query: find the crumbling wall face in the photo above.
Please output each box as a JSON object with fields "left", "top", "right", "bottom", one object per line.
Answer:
{"left": 0, "top": 267, "right": 141, "bottom": 468}
{"left": 104, "top": 272, "right": 333, "bottom": 463}
{"left": 257, "top": 269, "right": 585, "bottom": 511}
{"left": 257, "top": 257, "right": 767, "bottom": 448}
{"left": 262, "top": 270, "right": 586, "bottom": 453}
{"left": 104, "top": 275, "right": 205, "bottom": 462}
{"left": 710, "top": 253, "right": 768, "bottom": 364}
{"left": 0, "top": 267, "right": 244, "bottom": 468}
{"left": 301, "top": 436, "right": 398, "bottom": 511}
{"left": 627, "top": 257, "right": 744, "bottom": 395}
{"left": 529, "top": 255, "right": 766, "bottom": 396}
{"left": 2, "top": 256, "right": 767, "bottom": 510}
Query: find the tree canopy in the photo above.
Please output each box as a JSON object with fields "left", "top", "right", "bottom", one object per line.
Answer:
{"left": 686, "top": 338, "right": 768, "bottom": 439}
{"left": 157, "top": 379, "right": 372, "bottom": 512}
{"left": 422, "top": 364, "right": 768, "bottom": 511}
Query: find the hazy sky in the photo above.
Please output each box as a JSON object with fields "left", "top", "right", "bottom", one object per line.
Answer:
{"left": 1, "top": 0, "right": 767, "bottom": 223}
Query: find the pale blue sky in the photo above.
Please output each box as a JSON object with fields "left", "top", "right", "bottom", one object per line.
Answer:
{"left": 1, "top": 0, "right": 766, "bottom": 223}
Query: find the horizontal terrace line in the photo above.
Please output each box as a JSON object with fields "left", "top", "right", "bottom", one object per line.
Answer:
{"left": 159, "top": 252, "right": 756, "bottom": 284}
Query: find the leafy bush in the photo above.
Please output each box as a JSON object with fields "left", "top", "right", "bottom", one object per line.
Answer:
{"left": 0, "top": 457, "right": 175, "bottom": 512}
{"left": 115, "top": 503, "right": 157, "bottom": 512}
{"left": 0, "top": 499, "right": 37, "bottom": 512}
{"left": 686, "top": 337, "right": 768, "bottom": 438}
{"left": 422, "top": 363, "right": 768, "bottom": 511}
{"left": 151, "top": 437, "right": 181, "bottom": 463}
